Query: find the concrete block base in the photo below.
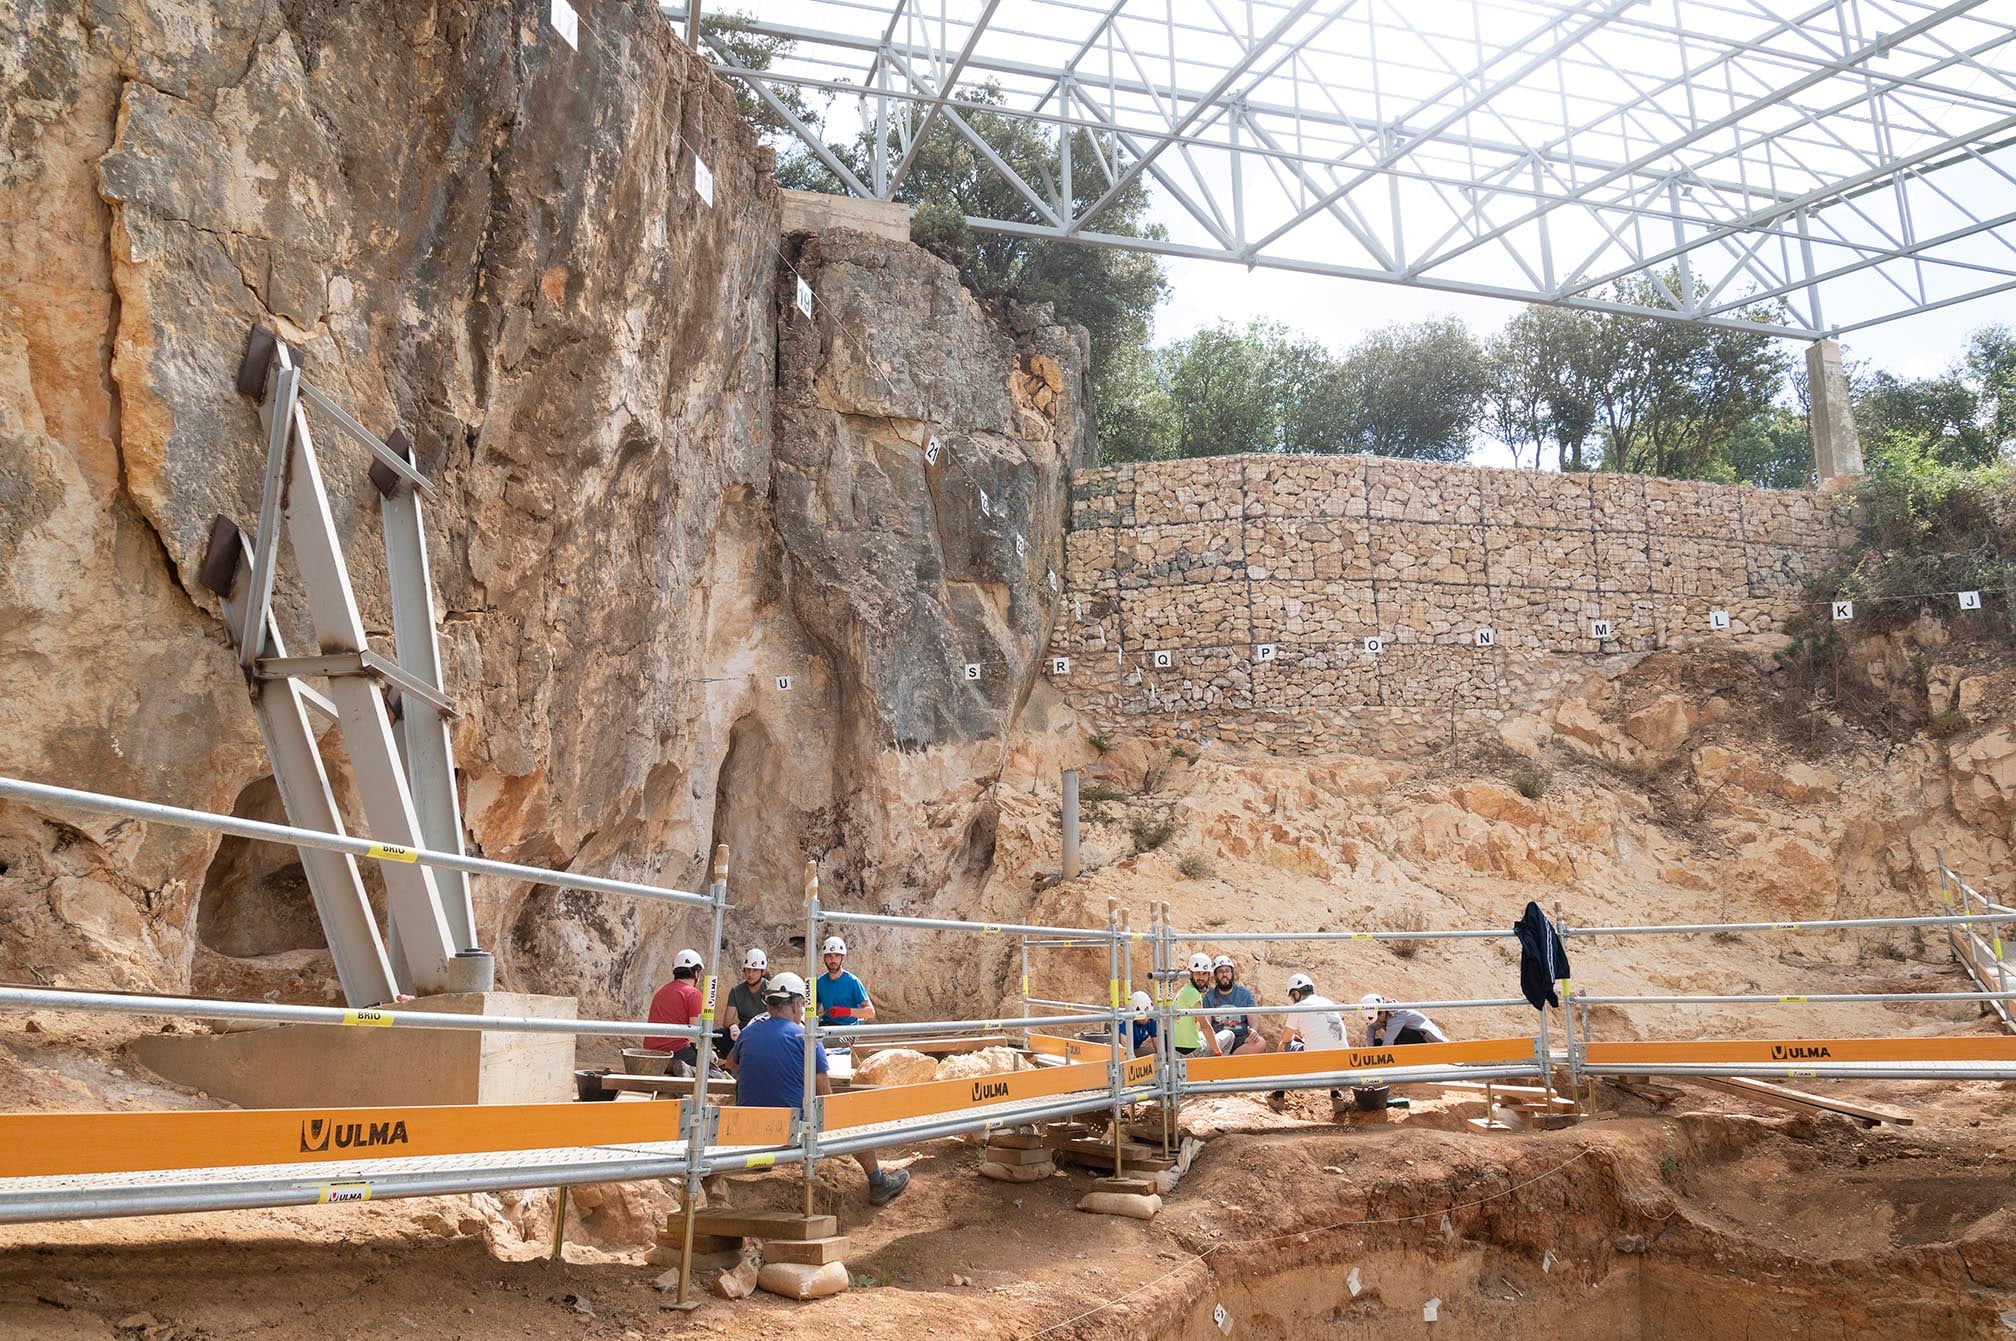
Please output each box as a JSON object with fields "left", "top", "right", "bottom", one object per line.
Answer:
{"left": 781, "top": 189, "right": 912, "bottom": 243}
{"left": 133, "top": 992, "right": 578, "bottom": 1109}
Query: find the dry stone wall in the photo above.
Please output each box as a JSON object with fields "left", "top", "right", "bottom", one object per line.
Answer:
{"left": 1053, "top": 455, "right": 1851, "bottom": 755}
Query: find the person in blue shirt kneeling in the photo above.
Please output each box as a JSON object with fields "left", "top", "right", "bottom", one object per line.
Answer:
{"left": 729, "top": 971, "right": 909, "bottom": 1206}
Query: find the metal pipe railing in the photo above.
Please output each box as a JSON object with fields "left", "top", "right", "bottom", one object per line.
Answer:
{"left": 1169, "top": 927, "right": 1512, "bottom": 943}
{"left": 818, "top": 908, "right": 1114, "bottom": 939}
{"left": 1576, "top": 990, "right": 2016, "bottom": 1006}
{"left": 0, "top": 776, "right": 712, "bottom": 909}
{"left": 837, "top": 1010, "right": 1117, "bottom": 1038}
{"left": 0, "top": 984, "right": 702, "bottom": 1040}
{"left": 1564, "top": 912, "right": 2016, "bottom": 936}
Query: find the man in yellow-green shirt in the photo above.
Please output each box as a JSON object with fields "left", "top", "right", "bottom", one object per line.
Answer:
{"left": 1172, "top": 953, "right": 1221, "bottom": 1057}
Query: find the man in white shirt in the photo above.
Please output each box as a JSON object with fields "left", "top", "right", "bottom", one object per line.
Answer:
{"left": 1360, "top": 992, "right": 1450, "bottom": 1048}
{"left": 1268, "top": 973, "right": 1351, "bottom": 1117}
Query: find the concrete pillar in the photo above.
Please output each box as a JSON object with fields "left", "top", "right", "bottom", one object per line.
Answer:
{"left": 1062, "top": 769, "right": 1081, "bottom": 881}
{"left": 1806, "top": 339, "right": 1863, "bottom": 481}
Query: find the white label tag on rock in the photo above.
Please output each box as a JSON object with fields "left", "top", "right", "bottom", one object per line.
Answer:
{"left": 1832, "top": 599, "right": 1854, "bottom": 622}
{"left": 1014, "top": 535, "right": 1027, "bottom": 559}
{"left": 1474, "top": 626, "right": 1496, "bottom": 648}
{"left": 1347, "top": 1267, "right": 1362, "bottom": 1297}
{"left": 1590, "top": 619, "right": 1613, "bottom": 640}
{"left": 550, "top": 0, "right": 579, "bottom": 49}
{"left": 1363, "top": 636, "right": 1384, "bottom": 655}
{"left": 925, "top": 436, "right": 941, "bottom": 466}
{"left": 1423, "top": 1297, "right": 1440, "bottom": 1323}
{"left": 1254, "top": 643, "right": 1276, "bottom": 663}
{"left": 1708, "top": 609, "right": 1731, "bottom": 630}
{"left": 694, "top": 156, "right": 714, "bottom": 206}
{"left": 1542, "top": 1249, "right": 1555, "bottom": 1274}
{"left": 1152, "top": 650, "right": 1173, "bottom": 669}
{"left": 775, "top": 675, "right": 791, "bottom": 692}
{"left": 978, "top": 487, "right": 991, "bottom": 516}
{"left": 964, "top": 663, "right": 981, "bottom": 681}
{"left": 1959, "top": 590, "right": 1982, "bottom": 610}
{"left": 795, "top": 276, "right": 813, "bottom": 318}
{"left": 1213, "top": 1303, "right": 1232, "bottom": 1334}
{"left": 1049, "top": 569, "right": 1060, "bottom": 593}
{"left": 1051, "top": 657, "right": 1069, "bottom": 675}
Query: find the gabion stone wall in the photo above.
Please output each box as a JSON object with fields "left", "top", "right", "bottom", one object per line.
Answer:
{"left": 1049, "top": 455, "right": 1850, "bottom": 755}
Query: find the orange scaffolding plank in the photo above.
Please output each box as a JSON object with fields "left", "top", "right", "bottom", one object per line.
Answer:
{"left": 1583, "top": 1037, "right": 2016, "bottom": 1066}
{"left": 0, "top": 1100, "right": 689, "bottom": 1179}
{"left": 1027, "top": 1033, "right": 1120, "bottom": 1063}
{"left": 1185, "top": 1036, "right": 1538, "bottom": 1083}
{"left": 822, "top": 1059, "right": 1110, "bottom": 1129}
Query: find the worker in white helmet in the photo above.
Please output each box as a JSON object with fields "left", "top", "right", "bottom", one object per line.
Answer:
{"left": 731, "top": 971, "right": 909, "bottom": 1206}
{"left": 1360, "top": 992, "right": 1449, "bottom": 1048}
{"left": 1127, "top": 990, "right": 1157, "bottom": 1058}
{"left": 814, "top": 934, "right": 876, "bottom": 1030}
{"left": 1203, "top": 954, "right": 1268, "bottom": 1056}
{"left": 1172, "top": 953, "right": 1221, "bottom": 1057}
{"left": 715, "top": 947, "right": 770, "bottom": 1060}
{"left": 645, "top": 947, "right": 707, "bottom": 1074}
{"left": 1268, "top": 972, "right": 1350, "bottom": 1116}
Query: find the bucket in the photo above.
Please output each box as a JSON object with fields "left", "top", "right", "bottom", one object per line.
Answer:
{"left": 574, "top": 1068, "right": 616, "bottom": 1102}
{"left": 621, "top": 1048, "right": 676, "bottom": 1076}
{"left": 1351, "top": 1084, "right": 1390, "bottom": 1112}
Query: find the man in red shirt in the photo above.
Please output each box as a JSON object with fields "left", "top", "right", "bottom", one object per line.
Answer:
{"left": 645, "top": 948, "right": 706, "bottom": 1072}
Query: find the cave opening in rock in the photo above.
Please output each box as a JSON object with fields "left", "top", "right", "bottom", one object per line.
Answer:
{"left": 195, "top": 775, "right": 328, "bottom": 958}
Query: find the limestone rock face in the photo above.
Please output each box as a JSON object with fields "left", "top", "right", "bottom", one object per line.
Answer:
{"left": 1949, "top": 729, "right": 2016, "bottom": 833}
{"left": 0, "top": 2, "right": 1081, "bottom": 1027}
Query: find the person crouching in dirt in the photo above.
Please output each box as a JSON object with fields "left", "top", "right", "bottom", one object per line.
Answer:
{"left": 1359, "top": 992, "right": 1449, "bottom": 1048}
{"left": 731, "top": 972, "right": 910, "bottom": 1207}
{"left": 1128, "top": 990, "right": 1159, "bottom": 1058}
{"left": 1269, "top": 973, "right": 1350, "bottom": 1118}
{"left": 1204, "top": 954, "right": 1269, "bottom": 1056}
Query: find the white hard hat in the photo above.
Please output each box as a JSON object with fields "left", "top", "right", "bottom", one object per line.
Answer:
{"left": 1286, "top": 973, "right": 1316, "bottom": 995}
{"left": 821, "top": 935, "right": 847, "bottom": 956}
{"left": 743, "top": 948, "right": 768, "bottom": 971}
{"left": 1359, "top": 992, "right": 1386, "bottom": 1020}
{"left": 673, "top": 948, "right": 704, "bottom": 971}
{"left": 766, "top": 971, "right": 808, "bottom": 1000}
{"left": 1187, "top": 952, "right": 1214, "bottom": 973}
{"left": 1129, "top": 990, "right": 1152, "bottom": 1016}
{"left": 1211, "top": 954, "right": 1235, "bottom": 971}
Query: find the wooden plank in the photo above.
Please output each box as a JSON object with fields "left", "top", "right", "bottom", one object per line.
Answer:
{"left": 1584, "top": 1037, "right": 2016, "bottom": 1067}
{"left": 691, "top": 1211, "right": 838, "bottom": 1241}
{"left": 759, "top": 1235, "right": 851, "bottom": 1266}
{"left": 1049, "top": 1139, "right": 1174, "bottom": 1173}
{"left": 822, "top": 1059, "right": 1108, "bottom": 1130}
{"left": 980, "top": 1132, "right": 1046, "bottom": 1150}
{"left": 0, "top": 1101, "right": 685, "bottom": 1179}
{"left": 1027, "top": 1033, "right": 1121, "bottom": 1064}
{"left": 981, "top": 1144, "right": 1053, "bottom": 1167}
{"left": 853, "top": 1035, "right": 1011, "bottom": 1059}
{"left": 603, "top": 1074, "right": 735, "bottom": 1097}
{"left": 1186, "top": 1036, "right": 1538, "bottom": 1083}
{"left": 1094, "top": 1176, "right": 1158, "bottom": 1194}
{"left": 1685, "top": 1075, "right": 1914, "bottom": 1126}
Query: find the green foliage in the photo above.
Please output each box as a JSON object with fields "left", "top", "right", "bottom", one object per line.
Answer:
{"left": 1127, "top": 812, "right": 1176, "bottom": 854}
{"left": 1087, "top": 732, "right": 1114, "bottom": 755}
{"left": 1177, "top": 851, "right": 1215, "bottom": 880}
{"left": 1080, "top": 782, "right": 1124, "bottom": 804}
{"left": 701, "top": 12, "right": 820, "bottom": 137}
{"left": 1811, "top": 441, "right": 2016, "bottom": 627}
{"left": 1929, "top": 710, "right": 1972, "bottom": 737}
{"left": 1852, "top": 323, "right": 2016, "bottom": 472}
{"left": 1507, "top": 765, "right": 1552, "bottom": 801}
{"left": 1103, "top": 317, "right": 1488, "bottom": 462}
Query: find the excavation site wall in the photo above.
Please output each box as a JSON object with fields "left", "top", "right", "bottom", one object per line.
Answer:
{"left": 1052, "top": 456, "right": 1853, "bottom": 755}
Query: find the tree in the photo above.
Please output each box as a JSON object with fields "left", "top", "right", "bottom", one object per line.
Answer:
{"left": 701, "top": 12, "right": 822, "bottom": 138}
{"left": 1485, "top": 306, "right": 1601, "bottom": 471}
{"left": 1327, "top": 318, "right": 1489, "bottom": 461}
{"left": 1157, "top": 322, "right": 1286, "bottom": 458}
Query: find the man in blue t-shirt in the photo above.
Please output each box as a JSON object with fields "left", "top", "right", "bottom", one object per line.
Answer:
{"left": 1127, "top": 990, "right": 1158, "bottom": 1057}
{"left": 729, "top": 971, "right": 908, "bottom": 1206}
{"left": 1202, "top": 955, "right": 1269, "bottom": 1056}
{"left": 812, "top": 935, "right": 876, "bottom": 1030}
